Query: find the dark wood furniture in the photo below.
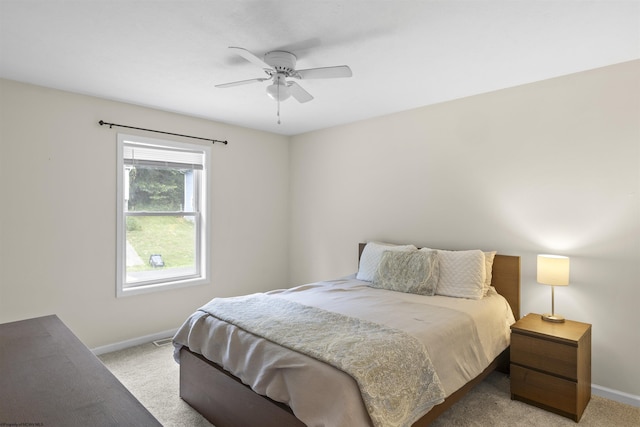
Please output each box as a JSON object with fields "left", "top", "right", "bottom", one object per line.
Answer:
{"left": 510, "top": 313, "right": 591, "bottom": 422}
{"left": 179, "top": 244, "right": 521, "bottom": 426}
{"left": 0, "top": 315, "right": 161, "bottom": 427}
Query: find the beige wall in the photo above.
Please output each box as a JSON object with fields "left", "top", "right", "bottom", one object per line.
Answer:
{"left": 1, "top": 60, "right": 638, "bottom": 400}
{"left": 290, "top": 60, "right": 640, "bottom": 397}
{"left": 0, "top": 79, "right": 290, "bottom": 348}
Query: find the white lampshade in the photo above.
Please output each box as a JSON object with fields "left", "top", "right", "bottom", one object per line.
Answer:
{"left": 537, "top": 254, "right": 570, "bottom": 286}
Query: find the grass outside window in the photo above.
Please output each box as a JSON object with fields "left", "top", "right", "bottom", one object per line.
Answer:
{"left": 126, "top": 216, "right": 195, "bottom": 272}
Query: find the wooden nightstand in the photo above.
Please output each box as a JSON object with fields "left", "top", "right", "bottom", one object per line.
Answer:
{"left": 510, "top": 313, "right": 591, "bottom": 422}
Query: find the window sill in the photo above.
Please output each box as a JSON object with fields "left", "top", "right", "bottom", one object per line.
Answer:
{"left": 116, "top": 276, "right": 209, "bottom": 297}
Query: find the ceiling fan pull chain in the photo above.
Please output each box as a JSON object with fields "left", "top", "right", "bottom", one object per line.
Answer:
{"left": 277, "top": 81, "right": 282, "bottom": 124}
{"left": 277, "top": 101, "right": 281, "bottom": 124}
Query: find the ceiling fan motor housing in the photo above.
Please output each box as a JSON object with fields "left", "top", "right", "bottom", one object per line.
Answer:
{"left": 264, "top": 51, "right": 297, "bottom": 76}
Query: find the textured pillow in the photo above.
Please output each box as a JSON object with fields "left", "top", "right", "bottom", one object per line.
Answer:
{"left": 483, "top": 251, "right": 497, "bottom": 296}
{"left": 356, "top": 242, "right": 417, "bottom": 282}
{"left": 371, "top": 249, "right": 439, "bottom": 295}
{"left": 436, "top": 249, "right": 486, "bottom": 300}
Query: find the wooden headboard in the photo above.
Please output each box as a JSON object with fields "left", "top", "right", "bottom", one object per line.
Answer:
{"left": 358, "top": 243, "right": 521, "bottom": 320}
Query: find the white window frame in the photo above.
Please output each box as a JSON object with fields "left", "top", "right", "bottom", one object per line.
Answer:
{"left": 116, "top": 133, "right": 211, "bottom": 297}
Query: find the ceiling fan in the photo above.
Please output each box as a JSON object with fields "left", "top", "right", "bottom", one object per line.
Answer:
{"left": 216, "top": 47, "right": 352, "bottom": 123}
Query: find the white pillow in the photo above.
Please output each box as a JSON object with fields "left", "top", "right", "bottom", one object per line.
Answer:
{"left": 436, "top": 249, "right": 486, "bottom": 300}
{"left": 357, "top": 242, "right": 417, "bottom": 282}
{"left": 483, "top": 251, "right": 497, "bottom": 296}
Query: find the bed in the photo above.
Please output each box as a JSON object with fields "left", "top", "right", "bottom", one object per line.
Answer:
{"left": 173, "top": 243, "right": 521, "bottom": 427}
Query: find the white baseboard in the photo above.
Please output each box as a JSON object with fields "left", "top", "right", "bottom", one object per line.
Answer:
{"left": 592, "top": 384, "right": 640, "bottom": 407}
{"left": 91, "top": 328, "right": 178, "bottom": 356}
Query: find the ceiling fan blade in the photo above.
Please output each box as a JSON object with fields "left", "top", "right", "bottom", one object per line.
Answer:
{"left": 295, "top": 65, "right": 352, "bottom": 79}
{"left": 228, "top": 46, "right": 271, "bottom": 69}
{"left": 288, "top": 81, "right": 314, "bottom": 103}
{"left": 215, "top": 77, "right": 268, "bottom": 88}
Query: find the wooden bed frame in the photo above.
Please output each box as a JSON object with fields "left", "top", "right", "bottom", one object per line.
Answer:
{"left": 179, "top": 244, "right": 521, "bottom": 427}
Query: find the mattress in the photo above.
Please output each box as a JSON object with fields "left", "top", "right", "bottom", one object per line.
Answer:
{"left": 173, "top": 275, "right": 515, "bottom": 427}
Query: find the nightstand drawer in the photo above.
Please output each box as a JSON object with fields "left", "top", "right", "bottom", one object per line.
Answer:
{"left": 511, "top": 333, "right": 577, "bottom": 380}
{"left": 511, "top": 364, "right": 577, "bottom": 415}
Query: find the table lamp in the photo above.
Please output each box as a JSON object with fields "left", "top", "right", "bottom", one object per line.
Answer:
{"left": 537, "top": 254, "right": 570, "bottom": 323}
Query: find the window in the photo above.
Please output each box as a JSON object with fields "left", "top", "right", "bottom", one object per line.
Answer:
{"left": 116, "top": 133, "right": 211, "bottom": 296}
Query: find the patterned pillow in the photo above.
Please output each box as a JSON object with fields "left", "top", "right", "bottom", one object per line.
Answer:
{"left": 435, "top": 249, "right": 486, "bottom": 300}
{"left": 371, "top": 249, "right": 439, "bottom": 295}
{"left": 357, "top": 242, "right": 417, "bottom": 282}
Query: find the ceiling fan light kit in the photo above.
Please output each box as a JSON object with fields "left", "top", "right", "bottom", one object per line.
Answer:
{"left": 217, "top": 46, "right": 352, "bottom": 123}
{"left": 266, "top": 75, "right": 291, "bottom": 101}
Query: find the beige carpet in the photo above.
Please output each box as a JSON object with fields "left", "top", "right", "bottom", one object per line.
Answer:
{"left": 99, "top": 342, "right": 639, "bottom": 426}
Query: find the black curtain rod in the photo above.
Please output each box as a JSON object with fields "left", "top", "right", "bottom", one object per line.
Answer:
{"left": 98, "top": 120, "right": 228, "bottom": 145}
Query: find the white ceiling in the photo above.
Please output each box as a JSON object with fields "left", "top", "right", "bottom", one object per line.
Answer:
{"left": 1, "top": 1, "right": 639, "bottom": 136}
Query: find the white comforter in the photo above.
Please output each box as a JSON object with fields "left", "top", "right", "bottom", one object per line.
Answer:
{"left": 173, "top": 276, "right": 515, "bottom": 427}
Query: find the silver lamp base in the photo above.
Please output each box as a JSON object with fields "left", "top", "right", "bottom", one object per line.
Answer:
{"left": 542, "top": 313, "right": 565, "bottom": 323}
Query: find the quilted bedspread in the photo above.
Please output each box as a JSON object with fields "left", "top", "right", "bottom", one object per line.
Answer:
{"left": 198, "top": 294, "right": 445, "bottom": 427}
